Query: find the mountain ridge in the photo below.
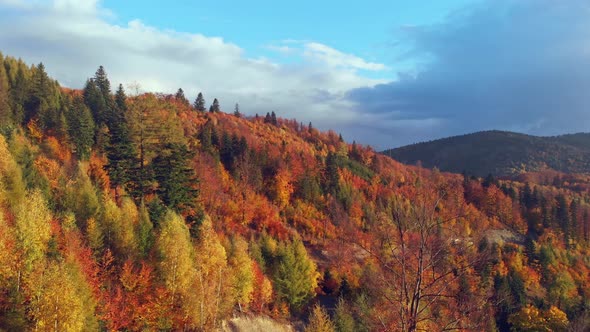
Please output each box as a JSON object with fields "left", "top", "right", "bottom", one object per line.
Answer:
{"left": 383, "top": 130, "right": 590, "bottom": 176}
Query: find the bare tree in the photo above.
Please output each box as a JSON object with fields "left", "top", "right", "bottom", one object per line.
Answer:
{"left": 357, "top": 178, "right": 488, "bottom": 331}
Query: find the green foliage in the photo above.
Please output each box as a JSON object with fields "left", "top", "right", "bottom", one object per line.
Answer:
{"left": 151, "top": 143, "right": 199, "bottom": 213}
{"left": 193, "top": 92, "right": 206, "bottom": 112}
{"left": 209, "top": 97, "right": 220, "bottom": 113}
{"left": 334, "top": 298, "right": 356, "bottom": 332}
{"left": 273, "top": 239, "right": 319, "bottom": 311}
{"left": 66, "top": 96, "right": 95, "bottom": 160}
{"left": 105, "top": 84, "right": 136, "bottom": 191}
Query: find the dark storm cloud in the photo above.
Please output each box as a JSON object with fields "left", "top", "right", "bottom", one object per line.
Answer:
{"left": 348, "top": 0, "right": 590, "bottom": 148}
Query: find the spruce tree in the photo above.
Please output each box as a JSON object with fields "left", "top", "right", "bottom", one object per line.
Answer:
{"left": 209, "top": 98, "right": 220, "bottom": 113}
{"left": 0, "top": 58, "right": 11, "bottom": 126}
{"left": 66, "top": 96, "right": 95, "bottom": 160}
{"left": 151, "top": 143, "right": 199, "bottom": 213}
{"left": 193, "top": 92, "right": 206, "bottom": 112}
{"left": 233, "top": 103, "right": 241, "bottom": 117}
{"left": 105, "top": 84, "right": 136, "bottom": 197}
{"left": 175, "top": 88, "right": 189, "bottom": 106}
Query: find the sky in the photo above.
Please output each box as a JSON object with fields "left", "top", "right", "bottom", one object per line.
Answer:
{"left": 0, "top": 0, "right": 589, "bottom": 149}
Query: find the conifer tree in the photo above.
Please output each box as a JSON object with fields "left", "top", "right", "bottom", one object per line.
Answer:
{"left": 10, "top": 67, "right": 27, "bottom": 125}
{"left": 105, "top": 84, "right": 136, "bottom": 196}
{"left": 0, "top": 55, "right": 12, "bottom": 126}
{"left": 66, "top": 96, "right": 95, "bottom": 160}
{"left": 233, "top": 103, "right": 241, "bottom": 117}
{"left": 209, "top": 98, "right": 220, "bottom": 113}
{"left": 194, "top": 92, "right": 206, "bottom": 112}
{"left": 151, "top": 143, "right": 199, "bottom": 213}
{"left": 175, "top": 88, "right": 189, "bottom": 106}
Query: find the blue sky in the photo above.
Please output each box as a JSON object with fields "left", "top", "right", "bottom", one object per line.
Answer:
{"left": 103, "top": 0, "right": 477, "bottom": 76}
{"left": 0, "top": 0, "right": 589, "bottom": 149}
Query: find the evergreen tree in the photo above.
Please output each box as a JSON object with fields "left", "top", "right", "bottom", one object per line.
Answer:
{"left": 66, "top": 96, "right": 95, "bottom": 160}
{"left": 10, "top": 66, "right": 27, "bottom": 125}
{"left": 193, "top": 92, "right": 206, "bottom": 112}
{"left": 324, "top": 152, "right": 340, "bottom": 195}
{"left": 570, "top": 199, "right": 578, "bottom": 242}
{"left": 25, "top": 63, "right": 54, "bottom": 126}
{"left": 151, "top": 143, "right": 199, "bottom": 213}
{"left": 105, "top": 85, "right": 136, "bottom": 196}
{"left": 83, "top": 79, "right": 107, "bottom": 128}
{"left": 94, "top": 65, "right": 112, "bottom": 98}
{"left": 0, "top": 58, "right": 11, "bottom": 126}
{"left": 264, "top": 112, "right": 272, "bottom": 123}
{"left": 556, "top": 194, "right": 570, "bottom": 238}
{"left": 175, "top": 88, "right": 189, "bottom": 106}
{"left": 209, "top": 98, "right": 220, "bottom": 113}
{"left": 271, "top": 111, "right": 277, "bottom": 125}
{"left": 233, "top": 103, "right": 241, "bottom": 117}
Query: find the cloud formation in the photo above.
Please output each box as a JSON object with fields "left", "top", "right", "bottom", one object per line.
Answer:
{"left": 0, "top": 0, "right": 387, "bottom": 143}
{"left": 2, "top": 0, "right": 589, "bottom": 150}
{"left": 348, "top": 0, "right": 590, "bottom": 147}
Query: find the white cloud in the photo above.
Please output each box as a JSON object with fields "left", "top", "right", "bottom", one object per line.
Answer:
{"left": 0, "top": 0, "right": 388, "bottom": 145}
{"left": 302, "top": 42, "right": 389, "bottom": 71}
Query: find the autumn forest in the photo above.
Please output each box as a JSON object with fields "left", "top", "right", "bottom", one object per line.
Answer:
{"left": 0, "top": 53, "right": 590, "bottom": 331}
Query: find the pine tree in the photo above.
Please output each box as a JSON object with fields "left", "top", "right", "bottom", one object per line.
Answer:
{"left": 194, "top": 92, "right": 206, "bottom": 112}
{"left": 175, "top": 88, "right": 189, "bottom": 106}
{"left": 209, "top": 98, "right": 220, "bottom": 113}
{"left": 271, "top": 111, "right": 277, "bottom": 125}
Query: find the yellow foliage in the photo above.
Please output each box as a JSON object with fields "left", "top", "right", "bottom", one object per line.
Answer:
{"left": 15, "top": 190, "right": 52, "bottom": 272}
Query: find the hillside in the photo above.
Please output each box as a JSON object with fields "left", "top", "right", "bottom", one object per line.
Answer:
{"left": 0, "top": 53, "right": 589, "bottom": 331}
{"left": 384, "top": 130, "right": 590, "bottom": 177}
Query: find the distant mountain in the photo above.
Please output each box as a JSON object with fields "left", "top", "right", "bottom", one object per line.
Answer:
{"left": 383, "top": 130, "right": 590, "bottom": 176}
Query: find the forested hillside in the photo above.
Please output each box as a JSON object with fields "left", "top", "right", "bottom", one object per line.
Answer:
{"left": 0, "top": 53, "right": 589, "bottom": 331}
{"left": 384, "top": 130, "right": 590, "bottom": 177}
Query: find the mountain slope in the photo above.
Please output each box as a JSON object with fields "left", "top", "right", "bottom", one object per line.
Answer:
{"left": 383, "top": 130, "right": 590, "bottom": 176}
{"left": 0, "top": 53, "right": 589, "bottom": 331}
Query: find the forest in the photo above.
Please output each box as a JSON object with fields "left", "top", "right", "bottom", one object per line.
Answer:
{"left": 0, "top": 52, "right": 589, "bottom": 331}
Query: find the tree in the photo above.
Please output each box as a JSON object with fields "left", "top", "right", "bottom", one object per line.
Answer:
{"left": 0, "top": 58, "right": 12, "bottom": 126}
{"left": 105, "top": 84, "right": 136, "bottom": 196}
{"left": 193, "top": 92, "right": 206, "bottom": 112}
{"left": 305, "top": 304, "right": 335, "bottom": 332}
{"left": 175, "top": 88, "right": 189, "bottom": 106}
{"left": 209, "top": 98, "right": 220, "bottom": 113}
{"left": 66, "top": 96, "right": 95, "bottom": 160}
{"left": 360, "top": 181, "right": 483, "bottom": 331}
{"left": 233, "top": 103, "right": 241, "bottom": 117}
{"left": 508, "top": 305, "right": 568, "bottom": 332}
{"left": 156, "top": 211, "right": 198, "bottom": 328}
{"left": 227, "top": 236, "right": 254, "bottom": 312}
{"left": 151, "top": 143, "right": 199, "bottom": 213}
{"left": 274, "top": 239, "right": 319, "bottom": 311}
{"left": 94, "top": 65, "right": 112, "bottom": 99}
